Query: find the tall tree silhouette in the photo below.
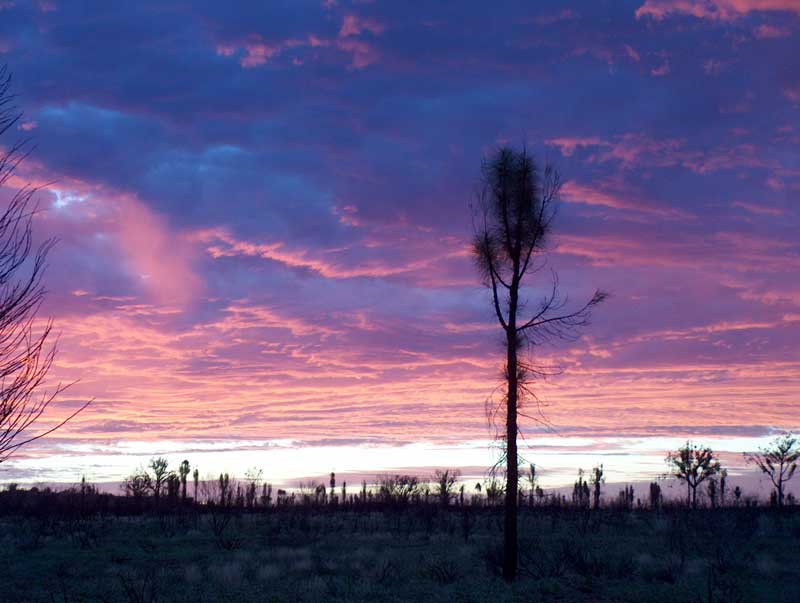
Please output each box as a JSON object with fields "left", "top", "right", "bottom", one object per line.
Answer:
{"left": 472, "top": 147, "right": 606, "bottom": 580}
{"left": 745, "top": 433, "right": 799, "bottom": 508}
{"left": 0, "top": 66, "right": 87, "bottom": 462}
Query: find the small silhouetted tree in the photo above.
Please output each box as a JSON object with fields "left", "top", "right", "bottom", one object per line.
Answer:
{"left": 319, "top": 483, "right": 329, "bottom": 504}
{"left": 526, "top": 464, "right": 538, "bottom": 506}
{"left": 149, "top": 457, "right": 171, "bottom": 506}
{"left": 472, "top": 147, "right": 606, "bottom": 580}
{"left": 618, "top": 485, "right": 634, "bottom": 510}
{"left": 0, "top": 66, "right": 88, "bottom": 463}
{"left": 649, "top": 482, "right": 662, "bottom": 510}
{"left": 707, "top": 477, "right": 718, "bottom": 509}
{"left": 378, "top": 474, "right": 418, "bottom": 505}
{"left": 192, "top": 468, "right": 199, "bottom": 502}
{"left": 218, "top": 473, "right": 231, "bottom": 506}
{"left": 123, "top": 468, "right": 150, "bottom": 499}
{"left": 166, "top": 474, "right": 180, "bottom": 506}
{"left": 484, "top": 476, "right": 505, "bottom": 506}
{"left": 666, "top": 441, "right": 721, "bottom": 509}
{"left": 260, "top": 483, "right": 272, "bottom": 507}
{"left": 572, "top": 469, "right": 590, "bottom": 508}
{"left": 744, "top": 433, "right": 799, "bottom": 508}
{"left": 719, "top": 468, "right": 727, "bottom": 507}
{"left": 590, "top": 464, "right": 604, "bottom": 510}
{"left": 433, "top": 469, "right": 461, "bottom": 507}
{"left": 179, "top": 459, "right": 190, "bottom": 502}
{"left": 244, "top": 467, "right": 262, "bottom": 508}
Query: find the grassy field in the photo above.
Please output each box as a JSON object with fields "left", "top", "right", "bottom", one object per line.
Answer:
{"left": 2, "top": 507, "right": 799, "bottom": 602}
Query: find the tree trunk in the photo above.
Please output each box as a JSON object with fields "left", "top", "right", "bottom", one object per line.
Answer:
{"left": 503, "top": 286, "right": 519, "bottom": 581}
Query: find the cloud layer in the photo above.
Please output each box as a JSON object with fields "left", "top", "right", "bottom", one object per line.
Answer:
{"left": 0, "top": 0, "right": 797, "bottom": 483}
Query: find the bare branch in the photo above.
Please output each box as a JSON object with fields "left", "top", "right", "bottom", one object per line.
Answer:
{"left": 517, "top": 289, "right": 609, "bottom": 342}
{"left": 0, "top": 64, "right": 88, "bottom": 463}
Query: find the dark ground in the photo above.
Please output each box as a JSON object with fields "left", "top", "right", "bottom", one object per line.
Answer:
{"left": 2, "top": 505, "right": 799, "bottom": 602}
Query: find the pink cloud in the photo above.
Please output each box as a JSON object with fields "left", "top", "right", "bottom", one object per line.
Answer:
{"left": 561, "top": 182, "right": 645, "bottom": 213}
{"left": 546, "top": 136, "right": 606, "bottom": 157}
{"left": 548, "top": 132, "right": 772, "bottom": 174}
{"left": 332, "top": 203, "right": 364, "bottom": 227}
{"left": 784, "top": 86, "right": 800, "bottom": 103}
{"left": 216, "top": 38, "right": 282, "bottom": 68}
{"left": 308, "top": 34, "right": 329, "bottom": 48}
{"left": 651, "top": 61, "right": 670, "bottom": 76}
{"left": 215, "top": 44, "right": 237, "bottom": 57}
{"left": 336, "top": 36, "right": 379, "bottom": 69}
{"left": 530, "top": 9, "right": 578, "bottom": 25}
{"left": 624, "top": 44, "right": 641, "bottom": 62}
{"left": 240, "top": 42, "right": 280, "bottom": 68}
{"left": 560, "top": 181, "right": 694, "bottom": 220}
{"left": 210, "top": 303, "right": 342, "bottom": 339}
{"left": 339, "top": 14, "right": 385, "bottom": 37}
{"left": 732, "top": 200, "right": 784, "bottom": 215}
{"left": 334, "top": 15, "right": 384, "bottom": 68}
{"left": 5, "top": 159, "right": 203, "bottom": 307}
{"left": 113, "top": 199, "right": 203, "bottom": 307}
{"left": 191, "top": 227, "right": 469, "bottom": 283}
{"left": 549, "top": 133, "right": 684, "bottom": 169}
{"left": 214, "top": 20, "right": 381, "bottom": 71}
{"left": 636, "top": 0, "right": 800, "bottom": 20}
{"left": 754, "top": 23, "right": 792, "bottom": 37}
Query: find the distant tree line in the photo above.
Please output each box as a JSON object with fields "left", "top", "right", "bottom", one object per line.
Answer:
{"left": 2, "top": 434, "right": 797, "bottom": 517}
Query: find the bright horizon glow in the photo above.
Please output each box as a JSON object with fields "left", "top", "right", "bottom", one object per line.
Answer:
{"left": 6, "top": 434, "right": 799, "bottom": 500}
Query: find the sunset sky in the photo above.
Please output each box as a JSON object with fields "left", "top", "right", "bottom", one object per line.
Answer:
{"left": 0, "top": 0, "right": 798, "bottom": 492}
